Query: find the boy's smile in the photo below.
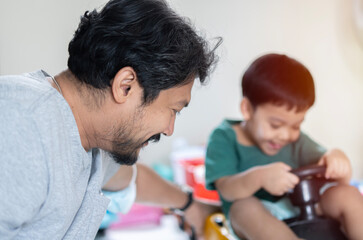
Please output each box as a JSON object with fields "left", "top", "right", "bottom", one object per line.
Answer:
{"left": 239, "top": 100, "right": 309, "bottom": 156}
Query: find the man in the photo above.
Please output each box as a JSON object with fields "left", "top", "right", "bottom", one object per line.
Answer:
{"left": 0, "top": 0, "right": 220, "bottom": 239}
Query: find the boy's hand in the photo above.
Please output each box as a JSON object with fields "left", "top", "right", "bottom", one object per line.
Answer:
{"left": 260, "top": 162, "right": 299, "bottom": 196}
{"left": 318, "top": 148, "right": 352, "bottom": 183}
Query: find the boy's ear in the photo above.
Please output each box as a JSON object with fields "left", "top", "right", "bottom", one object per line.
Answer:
{"left": 111, "top": 67, "right": 138, "bottom": 104}
{"left": 240, "top": 97, "right": 253, "bottom": 121}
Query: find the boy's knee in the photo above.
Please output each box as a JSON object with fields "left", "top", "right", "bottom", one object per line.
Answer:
{"left": 322, "top": 184, "right": 359, "bottom": 202}
{"left": 320, "top": 184, "right": 362, "bottom": 215}
{"left": 229, "top": 197, "right": 262, "bottom": 239}
{"left": 230, "top": 197, "right": 262, "bottom": 219}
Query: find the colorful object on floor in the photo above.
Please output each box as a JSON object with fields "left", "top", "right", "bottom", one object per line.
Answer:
{"left": 99, "top": 181, "right": 137, "bottom": 229}
{"left": 204, "top": 213, "right": 236, "bottom": 240}
{"left": 180, "top": 157, "right": 221, "bottom": 206}
{"left": 99, "top": 210, "right": 119, "bottom": 229}
{"left": 180, "top": 158, "right": 204, "bottom": 187}
{"left": 194, "top": 182, "right": 221, "bottom": 205}
{"left": 170, "top": 138, "right": 206, "bottom": 185}
{"left": 108, "top": 203, "right": 164, "bottom": 229}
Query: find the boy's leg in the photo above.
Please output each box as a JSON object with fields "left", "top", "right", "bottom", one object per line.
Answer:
{"left": 229, "top": 196, "right": 300, "bottom": 240}
{"left": 320, "top": 184, "right": 363, "bottom": 240}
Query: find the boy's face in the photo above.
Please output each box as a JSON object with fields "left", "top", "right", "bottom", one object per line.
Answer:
{"left": 244, "top": 102, "right": 308, "bottom": 156}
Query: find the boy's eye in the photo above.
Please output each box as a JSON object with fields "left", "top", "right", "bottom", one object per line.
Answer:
{"left": 292, "top": 125, "right": 300, "bottom": 131}
{"left": 270, "top": 123, "right": 281, "bottom": 129}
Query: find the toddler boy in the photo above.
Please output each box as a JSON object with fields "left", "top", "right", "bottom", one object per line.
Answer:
{"left": 205, "top": 53, "right": 363, "bottom": 239}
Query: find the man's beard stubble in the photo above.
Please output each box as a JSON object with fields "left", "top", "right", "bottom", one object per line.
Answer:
{"left": 110, "top": 133, "right": 161, "bottom": 166}
{"left": 107, "top": 108, "right": 161, "bottom": 165}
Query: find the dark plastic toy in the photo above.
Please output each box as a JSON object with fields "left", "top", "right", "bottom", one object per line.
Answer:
{"left": 285, "top": 164, "right": 348, "bottom": 240}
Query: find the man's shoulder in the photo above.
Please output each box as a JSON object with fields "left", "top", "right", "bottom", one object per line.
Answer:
{"left": 0, "top": 70, "right": 58, "bottom": 111}
{"left": 0, "top": 70, "right": 82, "bottom": 174}
{"left": 0, "top": 70, "right": 48, "bottom": 88}
{"left": 0, "top": 70, "right": 75, "bottom": 130}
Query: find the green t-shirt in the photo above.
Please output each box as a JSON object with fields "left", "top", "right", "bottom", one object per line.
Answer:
{"left": 205, "top": 119, "right": 326, "bottom": 217}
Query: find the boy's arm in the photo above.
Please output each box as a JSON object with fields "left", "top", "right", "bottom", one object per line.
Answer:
{"left": 318, "top": 148, "right": 352, "bottom": 184}
{"left": 215, "top": 162, "right": 299, "bottom": 202}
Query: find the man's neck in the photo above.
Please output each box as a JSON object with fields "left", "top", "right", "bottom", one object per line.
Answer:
{"left": 53, "top": 70, "right": 97, "bottom": 151}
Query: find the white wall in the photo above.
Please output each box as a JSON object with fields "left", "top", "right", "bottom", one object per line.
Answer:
{"left": 1, "top": 0, "right": 363, "bottom": 179}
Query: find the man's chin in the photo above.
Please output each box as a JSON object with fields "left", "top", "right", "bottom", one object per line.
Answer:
{"left": 109, "top": 151, "right": 139, "bottom": 166}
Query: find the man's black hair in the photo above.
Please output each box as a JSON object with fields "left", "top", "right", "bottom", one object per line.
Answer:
{"left": 68, "top": 0, "right": 220, "bottom": 105}
{"left": 242, "top": 53, "right": 315, "bottom": 111}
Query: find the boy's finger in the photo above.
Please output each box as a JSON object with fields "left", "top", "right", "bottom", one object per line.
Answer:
{"left": 288, "top": 172, "right": 299, "bottom": 185}
{"left": 325, "top": 165, "right": 333, "bottom": 179}
{"left": 317, "top": 156, "right": 326, "bottom": 166}
{"left": 281, "top": 163, "right": 292, "bottom": 171}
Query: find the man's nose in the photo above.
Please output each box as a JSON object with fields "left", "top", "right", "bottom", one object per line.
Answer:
{"left": 162, "top": 117, "right": 175, "bottom": 136}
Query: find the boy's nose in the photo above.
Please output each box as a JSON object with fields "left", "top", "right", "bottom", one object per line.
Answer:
{"left": 279, "top": 128, "right": 291, "bottom": 141}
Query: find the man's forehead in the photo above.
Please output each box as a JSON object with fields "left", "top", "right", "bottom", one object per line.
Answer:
{"left": 167, "top": 92, "right": 191, "bottom": 108}
{"left": 160, "top": 81, "right": 193, "bottom": 104}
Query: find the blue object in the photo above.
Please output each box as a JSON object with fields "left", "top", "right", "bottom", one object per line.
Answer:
{"left": 99, "top": 210, "right": 118, "bottom": 229}
{"left": 152, "top": 163, "right": 174, "bottom": 182}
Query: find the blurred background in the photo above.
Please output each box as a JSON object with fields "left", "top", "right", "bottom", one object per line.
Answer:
{"left": 2, "top": 1, "right": 363, "bottom": 238}
{"left": 1, "top": 0, "right": 363, "bottom": 180}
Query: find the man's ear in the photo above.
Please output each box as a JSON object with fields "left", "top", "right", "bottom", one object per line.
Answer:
{"left": 240, "top": 97, "right": 254, "bottom": 121}
{"left": 111, "top": 67, "right": 138, "bottom": 104}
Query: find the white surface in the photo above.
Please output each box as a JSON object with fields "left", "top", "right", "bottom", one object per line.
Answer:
{"left": 104, "top": 215, "right": 189, "bottom": 240}
{"left": 170, "top": 138, "right": 205, "bottom": 185}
